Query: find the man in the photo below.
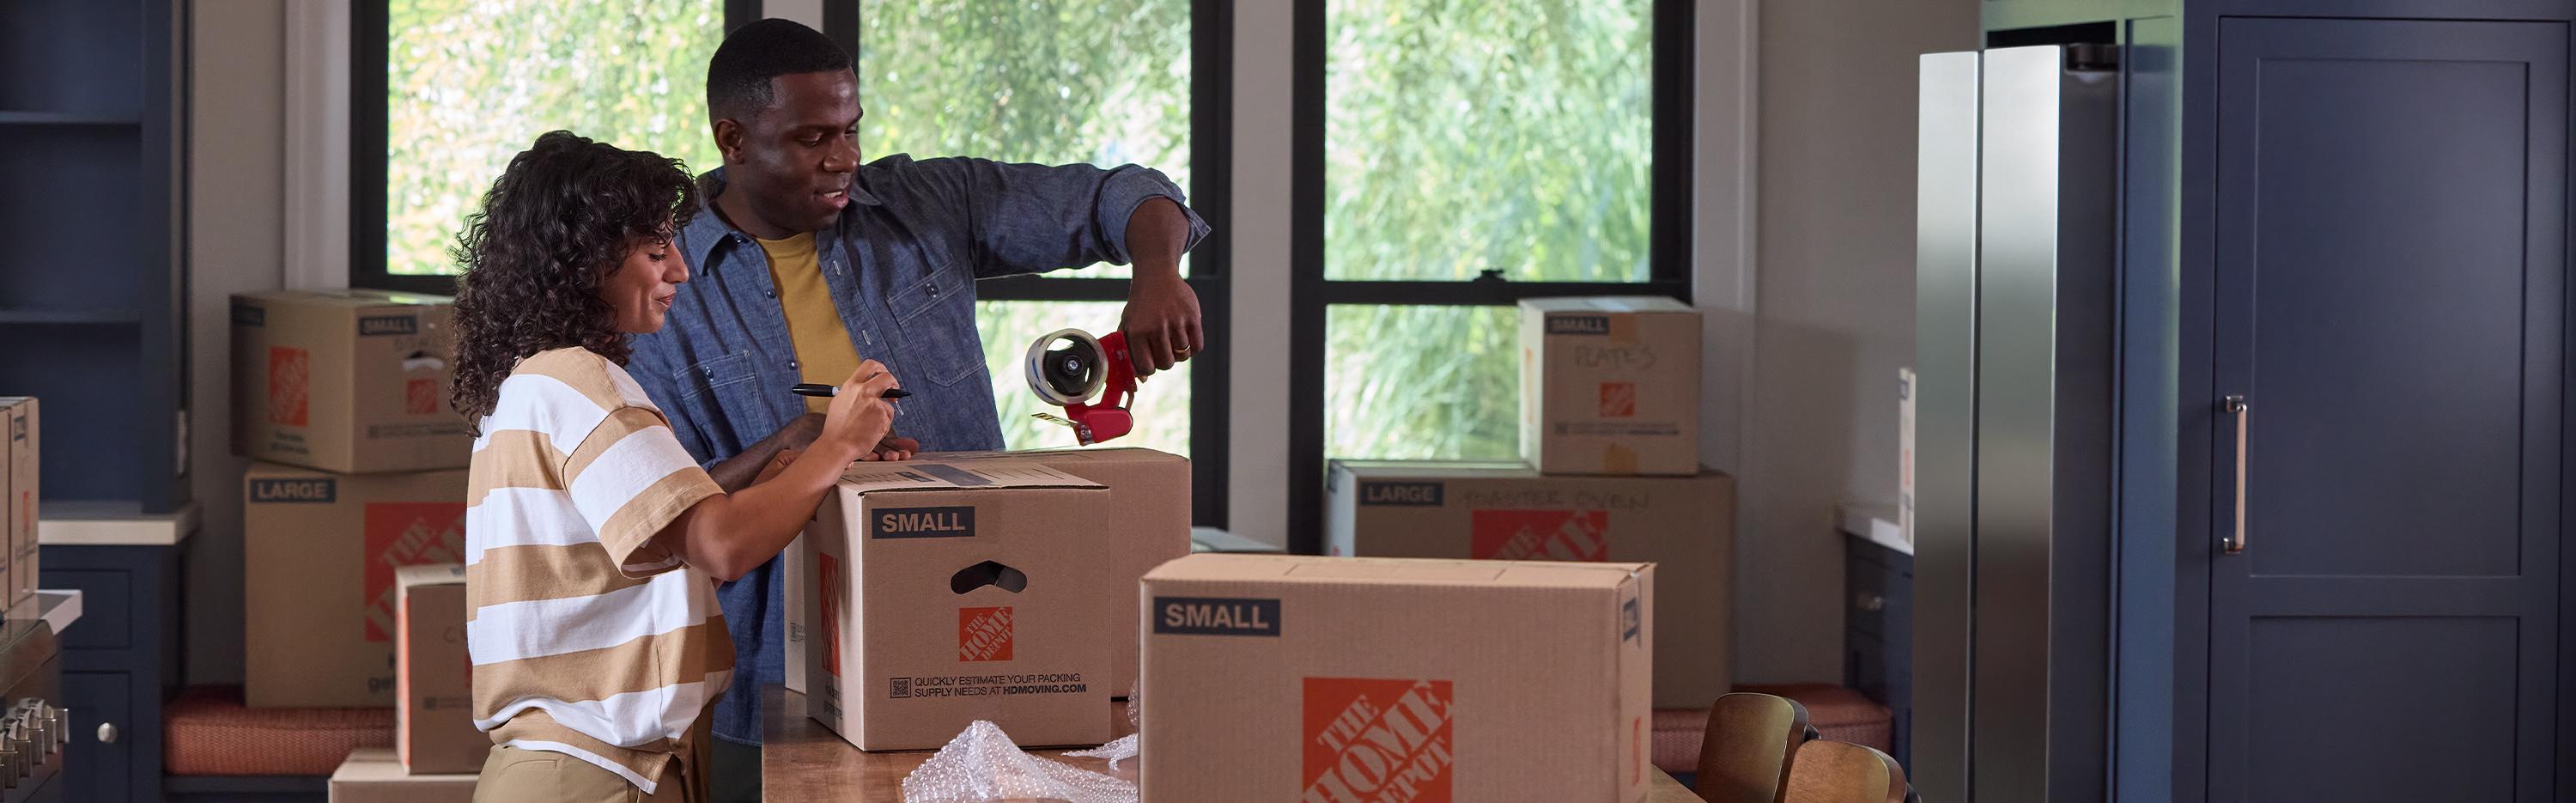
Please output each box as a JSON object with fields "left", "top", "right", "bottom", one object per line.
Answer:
{"left": 624, "top": 18, "right": 1208, "bottom": 800}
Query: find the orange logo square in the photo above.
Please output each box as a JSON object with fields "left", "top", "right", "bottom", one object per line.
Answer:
{"left": 1303, "top": 678, "right": 1454, "bottom": 803}
{"left": 958, "top": 606, "right": 1014, "bottom": 662}
{"left": 818, "top": 553, "right": 844, "bottom": 678}
{"left": 1470, "top": 509, "right": 1609, "bottom": 562}
{"left": 362, "top": 502, "right": 465, "bottom": 642}
{"left": 1599, "top": 381, "right": 1637, "bottom": 417}
{"left": 406, "top": 378, "right": 439, "bottom": 416}
{"left": 269, "top": 346, "right": 310, "bottom": 426}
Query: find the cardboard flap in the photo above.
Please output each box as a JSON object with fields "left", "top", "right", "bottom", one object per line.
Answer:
{"left": 241, "top": 289, "right": 455, "bottom": 308}
{"left": 837, "top": 460, "right": 1103, "bottom": 495}
{"left": 1517, "top": 295, "right": 1692, "bottom": 314}
{"left": 395, "top": 563, "right": 465, "bottom": 590}
{"left": 1153, "top": 554, "right": 1648, "bottom": 590}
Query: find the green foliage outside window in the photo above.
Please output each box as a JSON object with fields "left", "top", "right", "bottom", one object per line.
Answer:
{"left": 386, "top": 0, "right": 722, "bottom": 277}
{"left": 1324, "top": 0, "right": 1657, "bottom": 460}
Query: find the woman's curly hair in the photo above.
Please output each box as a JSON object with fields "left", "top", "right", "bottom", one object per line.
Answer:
{"left": 448, "top": 131, "right": 700, "bottom": 430}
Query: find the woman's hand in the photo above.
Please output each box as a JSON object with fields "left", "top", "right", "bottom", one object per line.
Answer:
{"left": 817, "top": 361, "right": 899, "bottom": 463}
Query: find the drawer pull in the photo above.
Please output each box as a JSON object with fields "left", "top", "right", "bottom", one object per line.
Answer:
{"left": 1855, "top": 593, "right": 1887, "bottom": 613}
{"left": 95, "top": 722, "right": 115, "bottom": 745}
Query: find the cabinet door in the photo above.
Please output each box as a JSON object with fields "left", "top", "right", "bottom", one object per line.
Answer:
{"left": 2207, "top": 17, "right": 2567, "bottom": 803}
{"left": 61, "top": 672, "right": 129, "bottom": 803}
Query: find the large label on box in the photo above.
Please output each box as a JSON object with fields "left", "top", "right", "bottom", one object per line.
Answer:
{"left": 1357, "top": 481, "right": 1443, "bottom": 507}
{"left": 363, "top": 503, "right": 466, "bottom": 642}
{"left": 1303, "top": 677, "right": 1455, "bottom": 803}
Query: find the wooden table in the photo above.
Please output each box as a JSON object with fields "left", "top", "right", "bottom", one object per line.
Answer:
{"left": 762, "top": 686, "right": 1704, "bottom": 800}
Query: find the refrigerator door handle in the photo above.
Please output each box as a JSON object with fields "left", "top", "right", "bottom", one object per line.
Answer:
{"left": 2223, "top": 394, "right": 2250, "bottom": 554}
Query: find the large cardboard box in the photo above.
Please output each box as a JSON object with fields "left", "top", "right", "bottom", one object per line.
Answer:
{"left": 789, "top": 447, "right": 1188, "bottom": 697}
{"left": 1325, "top": 459, "right": 1734, "bottom": 709}
{"left": 328, "top": 748, "right": 477, "bottom": 803}
{"left": 232, "top": 289, "right": 471, "bottom": 473}
{"left": 396, "top": 564, "right": 481, "bottom": 774}
{"left": 1140, "top": 554, "right": 1655, "bottom": 803}
{"left": 0, "top": 398, "right": 32, "bottom": 617}
{"left": 800, "top": 459, "right": 1116, "bottom": 751}
{"left": 1519, "top": 296, "right": 1701, "bottom": 476}
{"left": 245, "top": 462, "right": 469, "bottom": 707}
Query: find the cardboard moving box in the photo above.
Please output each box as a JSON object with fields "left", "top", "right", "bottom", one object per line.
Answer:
{"left": 233, "top": 289, "right": 471, "bottom": 473}
{"left": 800, "top": 459, "right": 1116, "bottom": 751}
{"left": 787, "top": 447, "right": 1188, "bottom": 697}
{"left": 1140, "top": 554, "right": 1654, "bottom": 803}
{"left": 1327, "top": 459, "right": 1734, "bottom": 709}
{"left": 0, "top": 398, "right": 32, "bottom": 617}
{"left": 396, "top": 564, "right": 481, "bottom": 774}
{"left": 1520, "top": 296, "right": 1701, "bottom": 476}
{"left": 245, "top": 462, "right": 468, "bottom": 707}
{"left": 329, "top": 748, "right": 477, "bottom": 803}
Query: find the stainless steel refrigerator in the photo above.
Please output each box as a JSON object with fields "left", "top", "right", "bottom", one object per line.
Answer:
{"left": 1913, "top": 43, "right": 2123, "bottom": 803}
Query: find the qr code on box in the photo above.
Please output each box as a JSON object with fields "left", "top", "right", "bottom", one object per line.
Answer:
{"left": 889, "top": 678, "right": 911, "bottom": 699}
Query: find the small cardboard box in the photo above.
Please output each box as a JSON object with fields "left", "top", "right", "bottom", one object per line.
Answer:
{"left": 1326, "top": 459, "right": 1734, "bottom": 709}
{"left": 245, "top": 462, "right": 469, "bottom": 707}
{"left": 1520, "top": 296, "right": 1701, "bottom": 476}
{"left": 800, "top": 459, "right": 1116, "bottom": 751}
{"left": 329, "top": 748, "right": 477, "bottom": 803}
{"left": 232, "top": 289, "right": 471, "bottom": 473}
{"left": 791, "top": 447, "right": 1188, "bottom": 696}
{"left": 1140, "top": 554, "right": 1654, "bottom": 803}
{"left": 0, "top": 398, "right": 32, "bottom": 617}
{"left": 396, "top": 564, "right": 481, "bottom": 774}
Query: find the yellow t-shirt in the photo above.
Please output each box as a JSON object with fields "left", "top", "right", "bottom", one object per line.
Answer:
{"left": 756, "top": 233, "right": 863, "bottom": 413}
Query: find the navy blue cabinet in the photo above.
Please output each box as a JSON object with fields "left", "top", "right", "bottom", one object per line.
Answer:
{"left": 44, "top": 544, "right": 181, "bottom": 803}
{"left": 1844, "top": 535, "right": 1912, "bottom": 768}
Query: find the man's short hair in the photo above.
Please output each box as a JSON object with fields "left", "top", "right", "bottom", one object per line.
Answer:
{"left": 706, "top": 19, "right": 853, "bottom": 121}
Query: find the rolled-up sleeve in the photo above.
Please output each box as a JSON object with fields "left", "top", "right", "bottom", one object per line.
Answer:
{"left": 901, "top": 156, "right": 1211, "bottom": 278}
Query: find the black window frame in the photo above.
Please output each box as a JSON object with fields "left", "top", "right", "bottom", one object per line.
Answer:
{"left": 1285, "top": 0, "right": 1694, "bottom": 553}
{"left": 352, "top": 1, "right": 1234, "bottom": 528}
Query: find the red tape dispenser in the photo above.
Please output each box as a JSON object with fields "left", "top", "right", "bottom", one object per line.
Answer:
{"left": 1024, "top": 328, "right": 1137, "bottom": 445}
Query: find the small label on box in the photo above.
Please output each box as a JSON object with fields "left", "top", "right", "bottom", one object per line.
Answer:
{"left": 357, "top": 315, "right": 420, "bottom": 337}
{"left": 1153, "top": 597, "right": 1281, "bottom": 637}
{"left": 1546, "top": 314, "right": 1611, "bottom": 335}
{"left": 871, "top": 506, "right": 976, "bottom": 539}
{"left": 231, "top": 302, "right": 265, "bottom": 326}
{"left": 1303, "top": 678, "right": 1454, "bottom": 802}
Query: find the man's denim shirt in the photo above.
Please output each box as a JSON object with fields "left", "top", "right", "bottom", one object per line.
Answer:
{"left": 625, "top": 156, "right": 1207, "bottom": 745}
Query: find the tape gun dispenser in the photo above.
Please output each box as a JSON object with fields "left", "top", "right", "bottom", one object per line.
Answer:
{"left": 1024, "top": 328, "right": 1137, "bottom": 445}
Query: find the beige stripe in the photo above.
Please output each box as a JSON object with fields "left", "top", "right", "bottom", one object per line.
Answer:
{"left": 489, "top": 709, "right": 671, "bottom": 782}
{"left": 466, "top": 543, "right": 651, "bottom": 611}
{"left": 596, "top": 470, "right": 723, "bottom": 571}
{"left": 564, "top": 407, "right": 676, "bottom": 483}
{"left": 470, "top": 429, "right": 568, "bottom": 503}
{"left": 473, "top": 617, "right": 732, "bottom": 713}
{"left": 515, "top": 349, "right": 634, "bottom": 412}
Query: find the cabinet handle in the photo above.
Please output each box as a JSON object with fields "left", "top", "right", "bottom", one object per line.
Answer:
{"left": 2223, "top": 395, "right": 2250, "bottom": 555}
{"left": 1855, "top": 593, "right": 1886, "bottom": 613}
{"left": 95, "top": 723, "right": 115, "bottom": 745}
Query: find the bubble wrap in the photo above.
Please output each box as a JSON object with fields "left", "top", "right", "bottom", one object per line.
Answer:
{"left": 898, "top": 721, "right": 1137, "bottom": 803}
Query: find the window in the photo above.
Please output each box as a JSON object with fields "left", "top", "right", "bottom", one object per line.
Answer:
{"left": 843, "top": 1, "right": 1231, "bottom": 523}
{"left": 360, "top": 0, "right": 738, "bottom": 289}
{"left": 1289, "top": 0, "right": 1692, "bottom": 551}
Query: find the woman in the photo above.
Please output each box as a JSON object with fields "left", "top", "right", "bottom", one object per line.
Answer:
{"left": 447, "top": 131, "right": 896, "bottom": 802}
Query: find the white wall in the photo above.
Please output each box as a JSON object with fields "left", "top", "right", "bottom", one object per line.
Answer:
{"left": 1734, "top": 0, "right": 1978, "bottom": 684}
{"left": 184, "top": 0, "right": 288, "bottom": 684}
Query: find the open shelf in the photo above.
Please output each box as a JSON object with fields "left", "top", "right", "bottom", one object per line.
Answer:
{"left": 0, "top": 309, "right": 142, "bottom": 325}
{"left": 0, "top": 112, "right": 141, "bottom": 126}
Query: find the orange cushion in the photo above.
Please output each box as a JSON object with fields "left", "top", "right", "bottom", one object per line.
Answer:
{"left": 163, "top": 686, "right": 395, "bottom": 776}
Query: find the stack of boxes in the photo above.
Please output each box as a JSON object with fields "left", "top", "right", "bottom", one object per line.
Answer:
{"left": 0, "top": 398, "right": 35, "bottom": 622}
{"left": 1324, "top": 295, "right": 1735, "bottom": 710}
{"left": 229, "top": 290, "right": 481, "bottom": 795}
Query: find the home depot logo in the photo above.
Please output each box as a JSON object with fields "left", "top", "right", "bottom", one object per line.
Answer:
{"left": 362, "top": 502, "right": 466, "bottom": 642}
{"left": 1599, "top": 382, "right": 1637, "bottom": 417}
{"left": 1303, "top": 678, "right": 1454, "bottom": 803}
{"left": 957, "top": 606, "right": 1013, "bottom": 661}
{"left": 269, "top": 346, "right": 310, "bottom": 426}
{"left": 406, "top": 379, "right": 439, "bottom": 416}
{"left": 1546, "top": 314, "right": 1611, "bottom": 335}
{"left": 1357, "top": 481, "right": 1443, "bottom": 507}
{"left": 1470, "top": 509, "right": 1610, "bottom": 562}
{"left": 818, "top": 553, "right": 845, "bottom": 678}
{"left": 357, "top": 314, "right": 419, "bottom": 336}
{"left": 249, "top": 478, "right": 336, "bottom": 503}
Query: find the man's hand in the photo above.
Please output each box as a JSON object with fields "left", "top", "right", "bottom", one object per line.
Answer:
{"left": 1120, "top": 197, "right": 1203, "bottom": 378}
{"left": 868, "top": 435, "right": 920, "bottom": 462}
{"left": 1121, "top": 271, "right": 1203, "bottom": 378}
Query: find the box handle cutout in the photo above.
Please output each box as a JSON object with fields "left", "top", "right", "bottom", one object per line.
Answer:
{"left": 950, "top": 561, "right": 1030, "bottom": 594}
